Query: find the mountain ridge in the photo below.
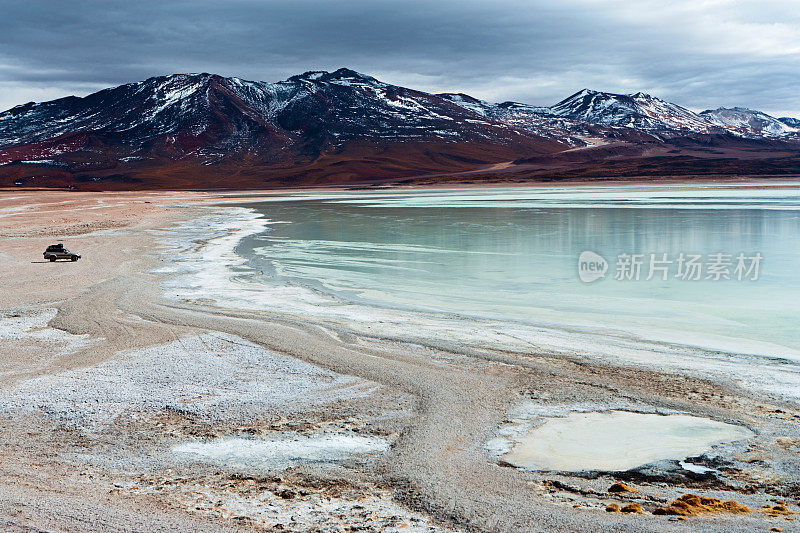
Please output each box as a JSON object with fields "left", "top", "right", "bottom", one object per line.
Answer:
{"left": 1, "top": 69, "right": 798, "bottom": 189}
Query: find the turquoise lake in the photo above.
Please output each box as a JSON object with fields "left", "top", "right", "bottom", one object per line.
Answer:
{"left": 235, "top": 184, "right": 800, "bottom": 360}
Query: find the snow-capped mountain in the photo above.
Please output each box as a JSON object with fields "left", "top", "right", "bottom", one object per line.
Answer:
{"left": 550, "top": 89, "right": 721, "bottom": 134}
{"left": 437, "top": 93, "right": 619, "bottom": 144}
{"left": 548, "top": 89, "right": 799, "bottom": 140}
{"left": 700, "top": 107, "right": 798, "bottom": 138}
{"left": 2, "top": 72, "right": 795, "bottom": 163}
{"left": 0, "top": 69, "right": 567, "bottom": 167}
{"left": 0, "top": 69, "right": 797, "bottom": 188}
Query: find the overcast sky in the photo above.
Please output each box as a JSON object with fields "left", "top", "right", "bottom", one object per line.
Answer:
{"left": 1, "top": 0, "right": 798, "bottom": 117}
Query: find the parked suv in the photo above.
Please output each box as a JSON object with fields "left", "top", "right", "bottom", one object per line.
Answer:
{"left": 43, "top": 243, "right": 81, "bottom": 262}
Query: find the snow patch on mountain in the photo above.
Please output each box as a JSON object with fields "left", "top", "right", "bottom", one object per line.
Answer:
{"left": 550, "top": 89, "right": 719, "bottom": 134}
{"left": 701, "top": 107, "right": 798, "bottom": 137}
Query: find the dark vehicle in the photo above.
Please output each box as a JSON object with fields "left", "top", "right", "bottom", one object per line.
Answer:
{"left": 43, "top": 243, "right": 81, "bottom": 262}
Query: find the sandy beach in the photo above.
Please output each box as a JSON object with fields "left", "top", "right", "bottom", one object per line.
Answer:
{"left": 0, "top": 189, "right": 798, "bottom": 532}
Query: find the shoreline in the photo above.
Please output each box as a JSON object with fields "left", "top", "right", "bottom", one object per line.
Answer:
{"left": 163, "top": 192, "right": 800, "bottom": 400}
{"left": 0, "top": 189, "right": 799, "bottom": 531}
{"left": 3, "top": 174, "right": 800, "bottom": 196}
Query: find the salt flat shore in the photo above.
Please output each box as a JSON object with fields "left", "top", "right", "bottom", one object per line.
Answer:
{"left": 0, "top": 189, "right": 798, "bottom": 532}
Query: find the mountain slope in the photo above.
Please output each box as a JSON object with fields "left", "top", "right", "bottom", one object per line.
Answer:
{"left": 779, "top": 117, "right": 800, "bottom": 128}
{"left": 550, "top": 89, "right": 721, "bottom": 134}
{"left": 0, "top": 69, "right": 574, "bottom": 187}
{"left": 698, "top": 107, "right": 798, "bottom": 138}
{"left": 437, "top": 93, "right": 631, "bottom": 144}
{"left": 0, "top": 69, "right": 568, "bottom": 170}
{"left": 0, "top": 70, "right": 798, "bottom": 189}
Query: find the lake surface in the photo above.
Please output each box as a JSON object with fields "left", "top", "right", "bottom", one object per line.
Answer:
{"left": 237, "top": 184, "right": 800, "bottom": 363}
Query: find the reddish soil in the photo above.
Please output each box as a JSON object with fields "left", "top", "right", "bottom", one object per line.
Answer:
{"left": 1, "top": 135, "right": 799, "bottom": 190}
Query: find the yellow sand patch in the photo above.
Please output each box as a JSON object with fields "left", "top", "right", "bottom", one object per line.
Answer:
{"left": 608, "top": 482, "right": 638, "bottom": 493}
{"left": 653, "top": 493, "right": 751, "bottom": 516}
{"left": 758, "top": 504, "right": 798, "bottom": 517}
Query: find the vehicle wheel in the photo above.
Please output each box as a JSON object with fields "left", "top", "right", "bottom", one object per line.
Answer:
{"left": 71, "top": 256, "right": 78, "bottom": 261}
{"left": 49, "top": 256, "right": 56, "bottom": 262}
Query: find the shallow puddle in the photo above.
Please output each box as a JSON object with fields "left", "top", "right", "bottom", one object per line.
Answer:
{"left": 503, "top": 410, "right": 753, "bottom": 472}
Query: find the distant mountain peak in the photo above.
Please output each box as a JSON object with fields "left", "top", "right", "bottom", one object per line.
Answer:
{"left": 701, "top": 106, "right": 797, "bottom": 136}
{"left": 550, "top": 88, "right": 720, "bottom": 133}
{"left": 703, "top": 106, "right": 758, "bottom": 114}
{"left": 563, "top": 88, "right": 599, "bottom": 101}
{"left": 327, "top": 67, "right": 373, "bottom": 79}
{"left": 287, "top": 68, "right": 382, "bottom": 86}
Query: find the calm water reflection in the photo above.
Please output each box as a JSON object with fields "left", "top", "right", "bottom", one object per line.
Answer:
{"left": 238, "top": 185, "right": 800, "bottom": 357}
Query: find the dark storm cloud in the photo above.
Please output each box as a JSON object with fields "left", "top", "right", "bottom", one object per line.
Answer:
{"left": 1, "top": 0, "right": 798, "bottom": 116}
